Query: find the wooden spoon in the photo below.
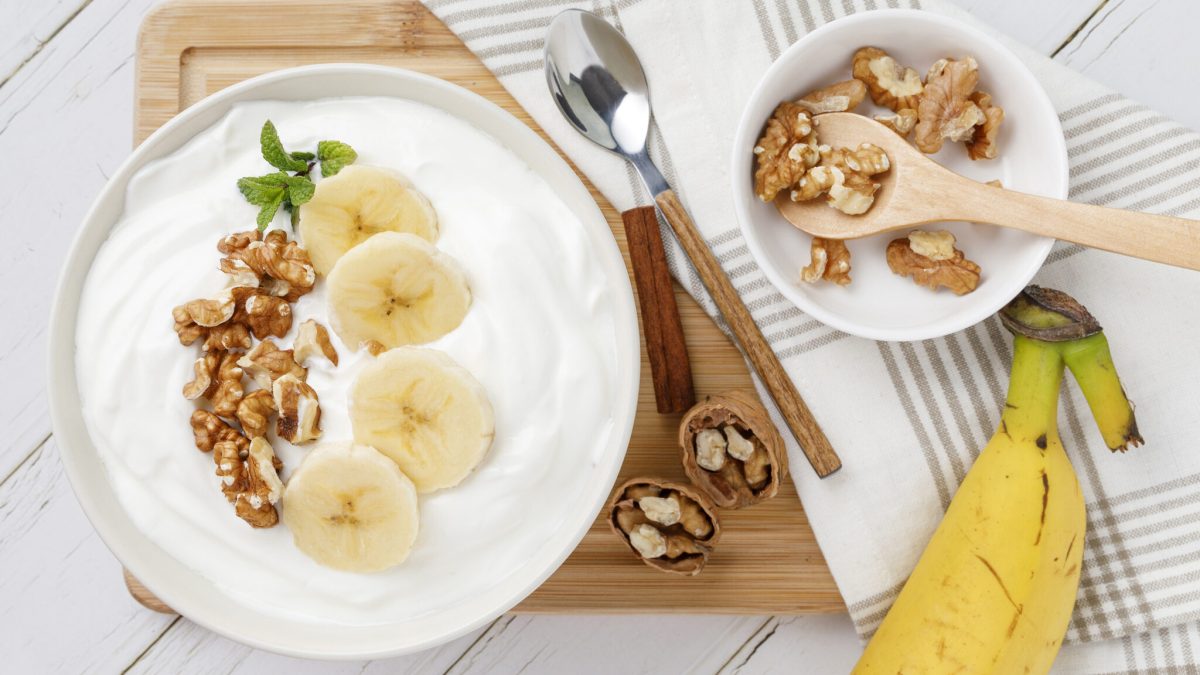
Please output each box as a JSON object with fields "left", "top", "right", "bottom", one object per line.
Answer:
{"left": 776, "top": 113, "right": 1200, "bottom": 270}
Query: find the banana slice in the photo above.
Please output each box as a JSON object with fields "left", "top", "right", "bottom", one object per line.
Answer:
{"left": 326, "top": 232, "right": 471, "bottom": 349}
{"left": 350, "top": 347, "right": 494, "bottom": 493}
{"left": 299, "top": 165, "right": 438, "bottom": 275}
{"left": 282, "top": 442, "right": 419, "bottom": 573}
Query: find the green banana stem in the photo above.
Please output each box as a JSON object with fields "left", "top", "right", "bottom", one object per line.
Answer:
{"left": 1001, "top": 335, "right": 1066, "bottom": 444}
{"left": 1001, "top": 286, "right": 1143, "bottom": 453}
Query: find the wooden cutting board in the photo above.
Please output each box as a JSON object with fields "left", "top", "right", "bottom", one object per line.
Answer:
{"left": 133, "top": 0, "right": 842, "bottom": 613}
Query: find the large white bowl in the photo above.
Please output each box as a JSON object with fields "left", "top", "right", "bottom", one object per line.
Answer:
{"left": 47, "top": 65, "right": 640, "bottom": 659}
{"left": 731, "top": 9, "right": 1068, "bottom": 342}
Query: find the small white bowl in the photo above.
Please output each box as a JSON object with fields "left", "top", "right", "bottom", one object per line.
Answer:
{"left": 731, "top": 9, "right": 1067, "bottom": 342}
{"left": 47, "top": 64, "right": 639, "bottom": 659}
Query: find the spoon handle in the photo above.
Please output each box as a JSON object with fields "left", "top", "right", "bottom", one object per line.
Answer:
{"left": 654, "top": 189, "right": 842, "bottom": 477}
{"left": 948, "top": 178, "right": 1200, "bottom": 270}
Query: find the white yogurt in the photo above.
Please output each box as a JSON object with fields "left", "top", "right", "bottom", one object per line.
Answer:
{"left": 75, "top": 97, "right": 619, "bottom": 624}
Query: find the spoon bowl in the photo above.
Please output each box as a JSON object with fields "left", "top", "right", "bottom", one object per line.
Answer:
{"left": 778, "top": 112, "right": 1200, "bottom": 271}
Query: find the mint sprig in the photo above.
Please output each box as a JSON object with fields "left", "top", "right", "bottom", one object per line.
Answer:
{"left": 317, "top": 140, "right": 357, "bottom": 178}
{"left": 238, "top": 121, "right": 357, "bottom": 231}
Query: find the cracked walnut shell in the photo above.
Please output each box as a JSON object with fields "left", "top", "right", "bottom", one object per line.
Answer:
{"left": 608, "top": 478, "right": 721, "bottom": 576}
{"left": 914, "top": 57, "right": 986, "bottom": 154}
{"left": 679, "top": 391, "right": 788, "bottom": 509}
{"left": 753, "top": 101, "right": 820, "bottom": 202}
{"left": 886, "top": 230, "right": 981, "bottom": 295}
{"left": 852, "top": 47, "right": 924, "bottom": 112}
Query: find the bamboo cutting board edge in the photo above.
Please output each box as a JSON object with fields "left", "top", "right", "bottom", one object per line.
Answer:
{"left": 130, "top": 0, "right": 843, "bottom": 614}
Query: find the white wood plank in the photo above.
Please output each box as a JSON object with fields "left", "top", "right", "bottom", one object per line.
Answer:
{"left": 716, "top": 614, "right": 863, "bottom": 674}
{"left": 446, "top": 615, "right": 767, "bottom": 674}
{"left": 0, "top": 0, "right": 90, "bottom": 85}
{"left": 0, "top": 0, "right": 160, "bottom": 479}
{"left": 0, "top": 438, "right": 177, "bottom": 673}
{"left": 1054, "top": 0, "right": 1200, "bottom": 131}
{"left": 949, "top": 0, "right": 1102, "bottom": 55}
{"left": 126, "top": 615, "right": 490, "bottom": 674}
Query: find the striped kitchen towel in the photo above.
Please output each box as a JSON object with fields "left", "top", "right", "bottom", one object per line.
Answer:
{"left": 422, "top": 0, "right": 1200, "bottom": 671}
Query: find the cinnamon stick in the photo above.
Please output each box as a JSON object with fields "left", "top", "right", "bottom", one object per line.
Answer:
{"left": 622, "top": 206, "right": 695, "bottom": 413}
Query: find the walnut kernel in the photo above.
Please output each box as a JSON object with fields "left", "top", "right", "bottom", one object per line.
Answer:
{"left": 273, "top": 373, "right": 321, "bottom": 444}
{"left": 629, "top": 524, "right": 667, "bottom": 558}
{"left": 967, "top": 90, "right": 1004, "bottom": 160}
{"left": 853, "top": 47, "right": 924, "bottom": 111}
{"left": 753, "top": 101, "right": 820, "bottom": 202}
{"left": 875, "top": 109, "right": 918, "bottom": 137}
{"left": 243, "top": 293, "right": 292, "bottom": 339}
{"left": 293, "top": 319, "right": 338, "bottom": 366}
{"left": 209, "top": 352, "right": 245, "bottom": 419}
{"left": 886, "top": 231, "right": 981, "bottom": 295}
{"left": 914, "top": 57, "right": 985, "bottom": 154}
{"left": 237, "top": 339, "right": 305, "bottom": 389}
{"left": 191, "top": 410, "right": 247, "bottom": 453}
{"left": 638, "top": 496, "right": 681, "bottom": 526}
{"left": 236, "top": 390, "right": 276, "bottom": 439}
{"left": 801, "top": 237, "right": 852, "bottom": 286}
{"left": 797, "top": 79, "right": 867, "bottom": 114}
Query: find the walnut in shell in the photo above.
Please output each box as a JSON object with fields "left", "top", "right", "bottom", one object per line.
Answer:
{"left": 679, "top": 391, "right": 788, "bottom": 508}
{"left": 608, "top": 478, "right": 721, "bottom": 576}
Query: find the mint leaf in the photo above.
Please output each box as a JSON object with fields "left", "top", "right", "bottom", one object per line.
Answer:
{"left": 238, "top": 172, "right": 292, "bottom": 230}
{"left": 317, "top": 140, "right": 357, "bottom": 177}
{"left": 260, "top": 121, "right": 309, "bottom": 173}
{"left": 290, "top": 150, "right": 315, "bottom": 161}
{"left": 283, "top": 175, "right": 315, "bottom": 207}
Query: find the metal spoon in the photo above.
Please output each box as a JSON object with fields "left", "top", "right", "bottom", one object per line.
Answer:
{"left": 544, "top": 9, "right": 841, "bottom": 477}
{"left": 776, "top": 113, "right": 1200, "bottom": 269}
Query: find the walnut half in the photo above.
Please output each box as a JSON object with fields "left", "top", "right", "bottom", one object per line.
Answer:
{"left": 886, "top": 230, "right": 981, "bottom": 295}
{"left": 801, "top": 237, "right": 852, "bottom": 286}
{"left": 679, "top": 391, "right": 788, "bottom": 509}
{"left": 214, "top": 436, "right": 283, "bottom": 528}
{"left": 608, "top": 478, "right": 721, "bottom": 576}
{"left": 852, "top": 47, "right": 924, "bottom": 112}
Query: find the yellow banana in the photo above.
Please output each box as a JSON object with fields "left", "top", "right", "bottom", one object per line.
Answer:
{"left": 854, "top": 286, "right": 1141, "bottom": 674}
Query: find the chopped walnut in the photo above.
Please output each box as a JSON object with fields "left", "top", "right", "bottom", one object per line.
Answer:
{"left": 293, "top": 319, "right": 338, "bottom": 366}
{"left": 914, "top": 57, "right": 985, "bottom": 154}
{"left": 172, "top": 306, "right": 206, "bottom": 346}
{"left": 209, "top": 352, "right": 245, "bottom": 419}
{"left": 853, "top": 47, "right": 924, "bottom": 111}
{"left": 790, "top": 144, "right": 889, "bottom": 215}
{"left": 190, "top": 409, "right": 247, "bottom": 453}
{"left": 679, "top": 391, "right": 788, "bottom": 508}
{"left": 875, "top": 109, "right": 918, "bottom": 137}
{"left": 226, "top": 233, "right": 315, "bottom": 302}
{"left": 242, "top": 293, "right": 292, "bottom": 339}
{"left": 609, "top": 479, "right": 721, "bottom": 576}
{"left": 237, "top": 339, "right": 306, "bottom": 389}
{"left": 175, "top": 290, "right": 235, "bottom": 328}
{"left": 202, "top": 322, "right": 251, "bottom": 353}
{"left": 801, "top": 237, "right": 852, "bottom": 286}
{"left": 886, "top": 231, "right": 981, "bottom": 295}
{"left": 236, "top": 390, "right": 276, "bottom": 439}
{"left": 273, "top": 373, "right": 321, "bottom": 444}
{"left": 967, "top": 90, "right": 1004, "bottom": 160}
{"left": 797, "top": 79, "right": 867, "bottom": 114}
{"left": 219, "top": 257, "right": 260, "bottom": 287}
{"left": 753, "top": 101, "right": 820, "bottom": 202}
{"left": 182, "top": 352, "right": 220, "bottom": 400}
{"left": 215, "top": 436, "right": 282, "bottom": 528}
{"left": 217, "top": 230, "right": 261, "bottom": 256}
{"left": 362, "top": 340, "right": 387, "bottom": 357}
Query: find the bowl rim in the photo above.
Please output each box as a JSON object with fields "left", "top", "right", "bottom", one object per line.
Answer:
{"left": 47, "top": 63, "right": 640, "bottom": 659}
{"left": 730, "top": 8, "right": 1067, "bottom": 342}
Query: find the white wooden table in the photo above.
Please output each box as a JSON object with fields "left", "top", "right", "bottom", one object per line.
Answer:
{"left": 3, "top": 0, "right": 1194, "bottom": 672}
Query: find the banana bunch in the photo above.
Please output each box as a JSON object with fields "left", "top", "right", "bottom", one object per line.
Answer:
{"left": 855, "top": 287, "right": 1142, "bottom": 674}
{"left": 279, "top": 165, "right": 494, "bottom": 572}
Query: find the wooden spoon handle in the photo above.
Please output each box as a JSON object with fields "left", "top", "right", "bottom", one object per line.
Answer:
{"left": 654, "top": 190, "right": 842, "bottom": 477}
{"left": 953, "top": 179, "right": 1200, "bottom": 270}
